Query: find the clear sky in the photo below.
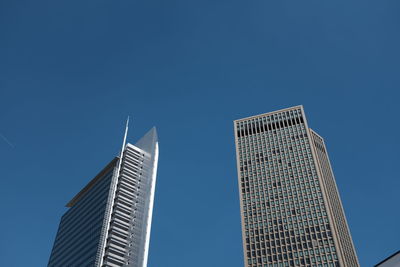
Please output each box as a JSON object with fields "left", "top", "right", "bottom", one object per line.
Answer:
{"left": 0, "top": 0, "right": 399, "bottom": 266}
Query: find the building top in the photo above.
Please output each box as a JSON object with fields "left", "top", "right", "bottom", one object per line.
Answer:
{"left": 65, "top": 127, "right": 158, "bottom": 208}
{"left": 134, "top": 126, "right": 158, "bottom": 154}
{"left": 234, "top": 105, "right": 303, "bottom": 122}
{"left": 375, "top": 251, "right": 400, "bottom": 267}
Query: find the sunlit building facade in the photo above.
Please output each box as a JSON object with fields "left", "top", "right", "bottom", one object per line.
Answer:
{"left": 234, "top": 106, "right": 359, "bottom": 267}
{"left": 48, "top": 127, "right": 159, "bottom": 267}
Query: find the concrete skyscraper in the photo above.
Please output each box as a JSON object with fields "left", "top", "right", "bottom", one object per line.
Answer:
{"left": 234, "top": 106, "right": 359, "bottom": 267}
{"left": 48, "top": 125, "right": 159, "bottom": 267}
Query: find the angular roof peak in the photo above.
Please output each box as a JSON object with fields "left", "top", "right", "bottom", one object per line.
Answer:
{"left": 134, "top": 127, "right": 158, "bottom": 154}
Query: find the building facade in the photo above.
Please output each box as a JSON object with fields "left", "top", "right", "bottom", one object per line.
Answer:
{"left": 234, "top": 106, "right": 359, "bottom": 267}
{"left": 48, "top": 127, "right": 159, "bottom": 267}
{"left": 375, "top": 251, "right": 400, "bottom": 267}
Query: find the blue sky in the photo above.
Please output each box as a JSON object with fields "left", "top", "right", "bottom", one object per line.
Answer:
{"left": 1, "top": 0, "right": 399, "bottom": 266}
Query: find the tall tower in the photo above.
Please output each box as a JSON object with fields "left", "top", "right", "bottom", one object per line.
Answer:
{"left": 48, "top": 127, "right": 159, "bottom": 267}
{"left": 234, "top": 106, "right": 359, "bottom": 267}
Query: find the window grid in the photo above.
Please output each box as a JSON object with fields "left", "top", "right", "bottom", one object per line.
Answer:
{"left": 234, "top": 108, "right": 350, "bottom": 267}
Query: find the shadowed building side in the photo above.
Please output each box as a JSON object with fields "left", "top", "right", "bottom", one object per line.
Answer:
{"left": 48, "top": 159, "right": 118, "bottom": 267}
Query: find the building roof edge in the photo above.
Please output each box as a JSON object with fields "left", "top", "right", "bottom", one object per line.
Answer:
{"left": 234, "top": 105, "right": 304, "bottom": 122}
{"left": 375, "top": 250, "right": 400, "bottom": 267}
{"left": 66, "top": 157, "right": 119, "bottom": 207}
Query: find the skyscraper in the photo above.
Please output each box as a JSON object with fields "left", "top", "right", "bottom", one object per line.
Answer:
{"left": 234, "top": 106, "right": 359, "bottom": 267}
{"left": 48, "top": 125, "right": 159, "bottom": 267}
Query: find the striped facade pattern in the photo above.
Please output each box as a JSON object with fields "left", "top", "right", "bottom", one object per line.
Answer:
{"left": 48, "top": 160, "right": 117, "bottom": 267}
{"left": 101, "top": 144, "right": 153, "bottom": 267}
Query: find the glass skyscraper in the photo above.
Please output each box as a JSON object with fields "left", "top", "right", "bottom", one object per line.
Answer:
{"left": 48, "top": 126, "right": 159, "bottom": 267}
{"left": 234, "top": 106, "right": 359, "bottom": 267}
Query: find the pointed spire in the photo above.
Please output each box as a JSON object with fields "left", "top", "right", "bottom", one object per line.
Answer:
{"left": 119, "top": 116, "right": 130, "bottom": 159}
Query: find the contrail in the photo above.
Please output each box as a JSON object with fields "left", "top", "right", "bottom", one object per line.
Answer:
{"left": 0, "top": 133, "right": 14, "bottom": 148}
